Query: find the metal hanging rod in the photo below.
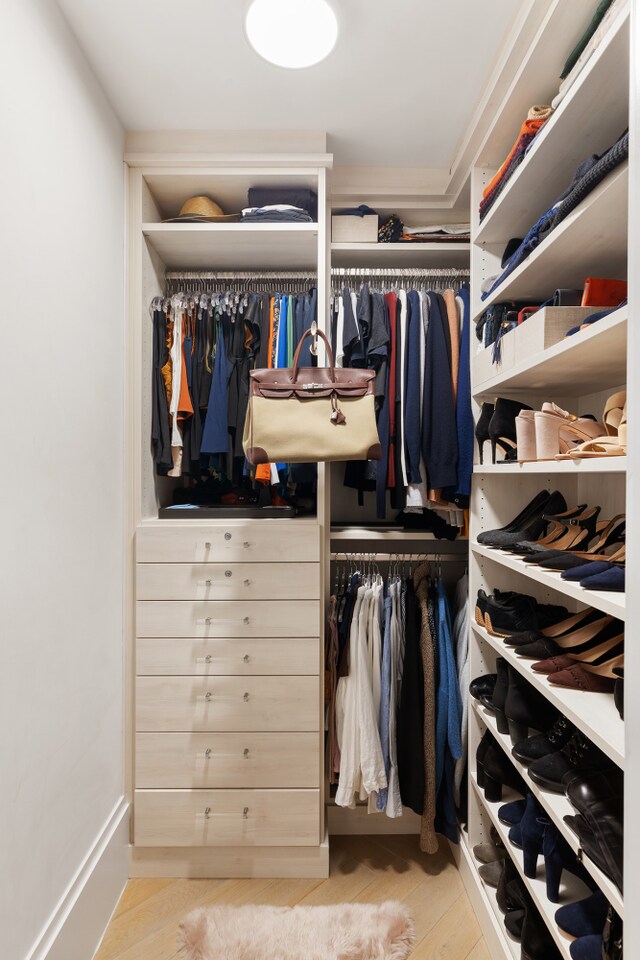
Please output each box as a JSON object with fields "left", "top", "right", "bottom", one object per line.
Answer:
{"left": 329, "top": 552, "right": 465, "bottom": 562}
{"left": 165, "top": 267, "right": 469, "bottom": 282}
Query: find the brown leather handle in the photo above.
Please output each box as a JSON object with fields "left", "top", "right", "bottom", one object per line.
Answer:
{"left": 291, "top": 328, "right": 335, "bottom": 382}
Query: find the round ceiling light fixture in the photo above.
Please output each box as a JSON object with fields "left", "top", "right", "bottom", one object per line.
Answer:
{"left": 245, "top": 0, "right": 338, "bottom": 69}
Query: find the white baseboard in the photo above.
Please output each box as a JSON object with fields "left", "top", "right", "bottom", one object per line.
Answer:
{"left": 26, "top": 797, "right": 130, "bottom": 960}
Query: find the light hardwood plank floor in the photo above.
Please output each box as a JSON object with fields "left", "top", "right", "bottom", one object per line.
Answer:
{"left": 96, "top": 836, "right": 486, "bottom": 960}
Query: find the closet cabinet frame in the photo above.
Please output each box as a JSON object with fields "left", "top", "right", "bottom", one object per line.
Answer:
{"left": 459, "top": 8, "right": 637, "bottom": 957}
{"left": 124, "top": 154, "right": 333, "bottom": 878}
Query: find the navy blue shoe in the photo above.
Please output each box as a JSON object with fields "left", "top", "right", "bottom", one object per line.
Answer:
{"left": 543, "top": 823, "right": 596, "bottom": 902}
{"left": 570, "top": 935, "right": 603, "bottom": 959}
{"left": 580, "top": 566, "right": 625, "bottom": 592}
{"left": 508, "top": 793, "right": 547, "bottom": 876}
{"left": 562, "top": 561, "right": 614, "bottom": 581}
{"left": 498, "top": 798, "right": 526, "bottom": 826}
{"left": 555, "top": 891, "right": 608, "bottom": 939}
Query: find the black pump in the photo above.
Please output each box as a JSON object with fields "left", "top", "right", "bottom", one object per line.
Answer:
{"left": 488, "top": 397, "right": 532, "bottom": 464}
{"left": 475, "top": 402, "right": 495, "bottom": 465}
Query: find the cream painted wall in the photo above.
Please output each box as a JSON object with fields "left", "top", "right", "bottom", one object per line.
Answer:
{"left": 0, "top": 1, "right": 126, "bottom": 958}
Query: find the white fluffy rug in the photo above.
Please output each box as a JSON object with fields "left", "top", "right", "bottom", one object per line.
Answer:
{"left": 179, "top": 900, "right": 415, "bottom": 960}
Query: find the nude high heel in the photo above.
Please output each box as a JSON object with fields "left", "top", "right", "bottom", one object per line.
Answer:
{"left": 515, "top": 409, "right": 537, "bottom": 461}
{"left": 534, "top": 403, "right": 603, "bottom": 460}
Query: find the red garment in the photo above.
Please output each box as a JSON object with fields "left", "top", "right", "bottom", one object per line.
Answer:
{"left": 385, "top": 292, "right": 398, "bottom": 488}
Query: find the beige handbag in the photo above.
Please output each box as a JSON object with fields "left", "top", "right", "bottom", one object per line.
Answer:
{"left": 243, "top": 329, "right": 381, "bottom": 465}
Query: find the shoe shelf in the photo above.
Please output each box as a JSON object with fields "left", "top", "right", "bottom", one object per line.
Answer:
{"left": 474, "top": 457, "right": 626, "bottom": 476}
{"left": 330, "top": 242, "right": 471, "bottom": 268}
{"left": 472, "top": 700, "right": 624, "bottom": 917}
{"left": 470, "top": 774, "right": 593, "bottom": 960}
{"left": 142, "top": 222, "right": 319, "bottom": 270}
{"left": 472, "top": 305, "right": 627, "bottom": 399}
{"left": 455, "top": 828, "right": 520, "bottom": 960}
{"left": 472, "top": 162, "right": 628, "bottom": 323}
{"left": 471, "top": 543, "right": 626, "bottom": 621}
{"left": 472, "top": 622, "right": 624, "bottom": 769}
{"left": 475, "top": 5, "right": 629, "bottom": 246}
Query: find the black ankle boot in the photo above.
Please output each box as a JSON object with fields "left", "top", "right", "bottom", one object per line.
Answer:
{"left": 488, "top": 397, "right": 532, "bottom": 463}
{"left": 504, "top": 666, "right": 559, "bottom": 744}
{"left": 479, "top": 740, "right": 528, "bottom": 802}
{"left": 520, "top": 903, "right": 562, "bottom": 959}
{"left": 491, "top": 657, "right": 509, "bottom": 734}
{"left": 475, "top": 402, "right": 495, "bottom": 465}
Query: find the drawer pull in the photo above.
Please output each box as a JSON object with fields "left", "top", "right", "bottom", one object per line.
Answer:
{"left": 205, "top": 692, "right": 213, "bottom": 701}
{"left": 196, "top": 655, "right": 213, "bottom": 664}
{"left": 205, "top": 748, "right": 212, "bottom": 759}
{"left": 243, "top": 806, "right": 249, "bottom": 818}
{"left": 196, "top": 617, "right": 251, "bottom": 625}
{"left": 243, "top": 653, "right": 250, "bottom": 663}
{"left": 243, "top": 579, "right": 251, "bottom": 586}
{"left": 225, "top": 569, "right": 233, "bottom": 578}
{"left": 198, "top": 579, "right": 213, "bottom": 587}
{"left": 243, "top": 541, "right": 251, "bottom": 549}
{"left": 201, "top": 806, "right": 249, "bottom": 820}
{"left": 199, "top": 692, "right": 251, "bottom": 702}
{"left": 204, "top": 806, "right": 211, "bottom": 819}
{"left": 243, "top": 748, "right": 250, "bottom": 758}
{"left": 204, "top": 541, "right": 212, "bottom": 549}
{"left": 243, "top": 692, "right": 250, "bottom": 702}
{"left": 224, "top": 532, "right": 232, "bottom": 541}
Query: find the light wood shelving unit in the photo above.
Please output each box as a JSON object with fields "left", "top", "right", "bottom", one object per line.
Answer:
{"left": 464, "top": 4, "right": 629, "bottom": 955}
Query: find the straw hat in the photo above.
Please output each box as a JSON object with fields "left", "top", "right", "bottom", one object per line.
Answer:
{"left": 164, "top": 195, "right": 240, "bottom": 222}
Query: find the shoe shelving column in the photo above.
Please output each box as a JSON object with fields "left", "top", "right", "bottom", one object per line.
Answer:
{"left": 457, "top": 5, "right": 630, "bottom": 958}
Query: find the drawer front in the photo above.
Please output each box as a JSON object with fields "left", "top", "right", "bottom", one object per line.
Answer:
{"left": 136, "top": 600, "right": 320, "bottom": 638}
{"left": 136, "top": 676, "right": 319, "bottom": 732}
{"left": 134, "top": 789, "right": 320, "bottom": 847}
{"left": 136, "top": 523, "right": 319, "bottom": 563}
{"left": 136, "top": 637, "right": 319, "bottom": 677}
{"left": 136, "top": 562, "right": 320, "bottom": 601}
{"left": 135, "top": 733, "right": 319, "bottom": 788}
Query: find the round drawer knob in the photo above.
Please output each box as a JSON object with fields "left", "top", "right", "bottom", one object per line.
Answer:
{"left": 224, "top": 532, "right": 232, "bottom": 541}
{"left": 224, "top": 569, "right": 232, "bottom": 578}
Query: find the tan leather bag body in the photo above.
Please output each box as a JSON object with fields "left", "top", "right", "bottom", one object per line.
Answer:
{"left": 243, "top": 329, "right": 381, "bottom": 465}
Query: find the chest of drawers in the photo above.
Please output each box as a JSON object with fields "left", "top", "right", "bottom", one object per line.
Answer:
{"left": 134, "top": 521, "right": 322, "bottom": 852}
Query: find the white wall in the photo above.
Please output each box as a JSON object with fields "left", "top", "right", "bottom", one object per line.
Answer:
{"left": 0, "top": 2, "right": 126, "bottom": 958}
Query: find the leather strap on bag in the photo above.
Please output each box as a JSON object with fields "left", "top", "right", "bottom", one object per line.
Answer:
{"left": 291, "top": 328, "right": 335, "bottom": 382}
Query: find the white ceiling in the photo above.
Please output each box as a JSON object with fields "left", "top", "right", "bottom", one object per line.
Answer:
{"left": 56, "top": 0, "right": 518, "bottom": 168}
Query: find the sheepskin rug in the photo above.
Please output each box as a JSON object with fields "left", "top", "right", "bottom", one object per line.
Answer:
{"left": 179, "top": 900, "right": 415, "bottom": 960}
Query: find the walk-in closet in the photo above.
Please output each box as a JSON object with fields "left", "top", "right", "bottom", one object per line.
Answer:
{"left": 4, "top": 2, "right": 638, "bottom": 960}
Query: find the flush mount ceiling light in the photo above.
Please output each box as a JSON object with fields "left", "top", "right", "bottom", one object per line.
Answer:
{"left": 245, "top": 0, "right": 338, "bottom": 69}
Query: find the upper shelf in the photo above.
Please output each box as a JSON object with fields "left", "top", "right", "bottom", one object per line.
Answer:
{"left": 142, "top": 222, "right": 319, "bottom": 270}
{"left": 473, "top": 304, "right": 627, "bottom": 398}
{"left": 331, "top": 242, "right": 470, "bottom": 268}
{"left": 475, "top": 5, "right": 630, "bottom": 245}
{"left": 473, "top": 163, "right": 628, "bottom": 323}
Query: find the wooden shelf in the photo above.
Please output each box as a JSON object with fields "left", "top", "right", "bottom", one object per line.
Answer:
{"left": 471, "top": 542, "right": 626, "bottom": 620}
{"left": 142, "top": 222, "right": 318, "bottom": 270}
{"left": 473, "top": 700, "right": 624, "bottom": 914}
{"left": 330, "top": 242, "right": 470, "bottom": 268}
{"left": 471, "top": 774, "right": 594, "bottom": 960}
{"left": 330, "top": 527, "right": 467, "bottom": 543}
{"left": 472, "top": 306, "right": 627, "bottom": 398}
{"left": 473, "top": 163, "right": 628, "bottom": 323}
{"left": 476, "top": 6, "right": 630, "bottom": 246}
{"left": 474, "top": 457, "right": 626, "bottom": 476}
{"left": 472, "top": 622, "right": 624, "bottom": 767}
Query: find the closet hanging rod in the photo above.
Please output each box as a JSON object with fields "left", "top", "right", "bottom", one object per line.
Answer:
{"left": 329, "top": 552, "right": 465, "bottom": 562}
{"left": 165, "top": 267, "right": 469, "bottom": 281}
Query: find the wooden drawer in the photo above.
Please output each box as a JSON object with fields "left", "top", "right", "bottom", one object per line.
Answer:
{"left": 134, "top": 789, "right": 320, "bottom": 846}
{"left": 136, "top": 562, "right": 320, "bottom": 601}
{"left": 136, "top": 676, "right": 319, "bottom": 732}
{"left": 136, "top": 636, "right": 319, "bottom": 676}
{"left": 135, "top": 732, "right": 319, "bottom": 788}
{"left": 136, "top": 523, "right": 319, "bottom": 563}
{"left": 136, "top": 600, "right": 320, "bottom": 638}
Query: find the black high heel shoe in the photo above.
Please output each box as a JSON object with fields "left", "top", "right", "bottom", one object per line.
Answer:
{"left": 477, "top": 490, "right": 567, "bottom": 548}
{"left": 488, "top": 397, "right": 532, "bottom": 464}
{"left": 475, "top": 402, "right": 495, "bottom": 465}
{"left": 503, "top": 666, "right": 558, "bottom": 744}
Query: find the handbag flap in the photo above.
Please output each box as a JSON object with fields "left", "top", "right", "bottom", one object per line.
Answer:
{"left": 250, "top": 366, "right": 375, "bottom": 399}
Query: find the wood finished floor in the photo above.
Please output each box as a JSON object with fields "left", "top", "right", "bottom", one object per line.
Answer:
{"left": 95, "top": 835, "right": 488, "bottom": 960}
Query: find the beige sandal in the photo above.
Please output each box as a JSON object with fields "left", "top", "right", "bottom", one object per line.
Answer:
{"left": 515, "top": 409, "right": 537, "bottom": 461}
{"left": 534, "top": 402, "right": 604, "bottom": 460}
{"left": 567, "top": 394, "right": 627, "bottom": 459}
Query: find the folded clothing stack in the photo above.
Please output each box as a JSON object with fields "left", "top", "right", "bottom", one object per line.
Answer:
{"left": 244, "top": 186, "right": 318, "bottom": 222}
{"left": 400, "top": 223, "right": 470, "bottom": 243}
